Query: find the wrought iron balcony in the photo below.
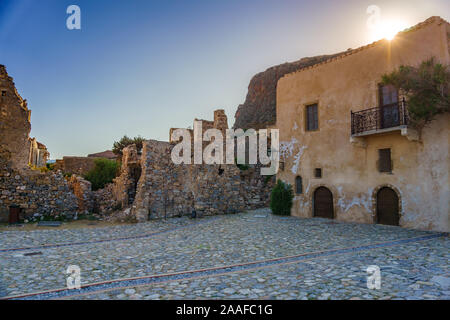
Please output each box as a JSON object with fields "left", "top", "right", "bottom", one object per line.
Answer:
{"left": 351, "top": 98, "right": 409, "bottom": 136}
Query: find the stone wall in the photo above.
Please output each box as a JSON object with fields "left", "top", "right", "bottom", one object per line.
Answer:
{"left": 0, "top": 151, "right": 79, "bottom": 222}
{"left": 68, "top": 175, "right": 94, "bottom": 213}
{"left": 54, "top": 156, "right": 96, "bottom": 176}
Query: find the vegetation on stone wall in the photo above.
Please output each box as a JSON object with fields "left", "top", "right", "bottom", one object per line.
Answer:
{"left": 382, "top": 58, "right": 449, "bottom": 132}
{"left": 112, "top": 135, "right": 145, "bottom": 155}
{"left": 270, "top": 180, "right": 293, "bottom": 216}
{"left": 84, "top": 158, "right": 119, "bottom": 191}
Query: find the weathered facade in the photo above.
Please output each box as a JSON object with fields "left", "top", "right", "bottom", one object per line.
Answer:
{"left": 276, "top": 17, "right": 449, "bottom": 232}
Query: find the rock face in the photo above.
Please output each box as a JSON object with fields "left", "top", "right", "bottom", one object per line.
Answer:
{"left": 233, "top": 53, "right": 348, "bottom": 129}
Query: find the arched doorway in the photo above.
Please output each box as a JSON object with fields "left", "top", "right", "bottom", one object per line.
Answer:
{"left": 376, "top": 187, "right": 399, "bottom": 226}
{"left": 313, "top": 187, "right": 334, "bottom": 219}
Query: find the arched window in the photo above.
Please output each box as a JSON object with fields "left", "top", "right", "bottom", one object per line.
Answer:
{"left": 295, "top": 176, "right": 302, "bottom": 194}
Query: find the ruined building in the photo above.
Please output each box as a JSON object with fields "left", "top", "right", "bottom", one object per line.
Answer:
{"left": 276, "top": 16, "right": 449, "bottom": 232}
{"left": 0, "top": 65, "right": 32, "bottom": 170}
{"left": 0, "top": 65, "right": 78, "bottom": 222}
{"left": 95, "top": 109, "right": 274, "bottom": 222}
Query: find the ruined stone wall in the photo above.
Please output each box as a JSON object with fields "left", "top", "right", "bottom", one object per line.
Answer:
{"left": 131, "top": 140, "right": 273, "bottom": 222}
{"left": 55, "top": 156, "right": 96, "bottom": 176}
{"left": 68, "top": 175, "right": 94, "bottom": 213}
{"left": 0, "top": 65, "right": 32, "bottom": 171}
{"left": 0, "top": 156, "right": 79, "bottom": 222}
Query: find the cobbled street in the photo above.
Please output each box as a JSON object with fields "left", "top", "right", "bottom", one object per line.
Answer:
{"left": 0, "top": 209, "right": 448, "bottom": 300}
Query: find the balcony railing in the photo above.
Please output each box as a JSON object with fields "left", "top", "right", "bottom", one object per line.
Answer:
{"left": 351, "top": 98, "right": 409, "bottom": 135}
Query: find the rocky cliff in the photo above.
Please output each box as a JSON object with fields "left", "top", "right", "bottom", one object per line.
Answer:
{"left": 233, "top": 52, "right": 349, "bottom": 129}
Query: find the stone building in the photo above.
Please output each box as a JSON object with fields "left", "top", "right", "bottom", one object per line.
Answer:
{"left": 127, "top": 110, "right": 273, "bottom": 222}
{"left": 0, "top": 65, "right": 32, "bottom": 170}
{"left": 0, "top": 65, "right": 79, "bottom": 222}
{"left": 28, "top": 138, "right": 50, "bottom": 167}
{"left": 53, "top": 156, "right": 96, "bottom": 176}
{"left": 276, "top": 16, "right": 449, "bottom": 232}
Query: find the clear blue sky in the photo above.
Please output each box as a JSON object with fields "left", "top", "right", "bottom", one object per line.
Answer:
{"left": 1, "top": 0, "right": 448, "bottom": 159}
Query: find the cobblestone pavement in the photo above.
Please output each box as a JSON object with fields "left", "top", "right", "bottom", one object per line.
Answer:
{"left": 0, "top": 208, "right": 448, "bottom": 300}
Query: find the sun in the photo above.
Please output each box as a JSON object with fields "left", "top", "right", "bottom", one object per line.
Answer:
{"left": 371, "top": 19, "right": 408, "bottom": 41}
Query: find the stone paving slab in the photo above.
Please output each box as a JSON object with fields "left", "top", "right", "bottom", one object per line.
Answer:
{"left": 0, "top": 208, "right": 448, "bottom": 300}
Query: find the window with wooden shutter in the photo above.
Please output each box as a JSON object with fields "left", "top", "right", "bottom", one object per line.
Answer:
{"left": 295, "top": 176, "right": 302, "bottom": 194}
{"left": 378, "top": 149, "right": 392, "bottom": 173}
{"left": 306, "top": 104, "right": 318, "bottom": 131}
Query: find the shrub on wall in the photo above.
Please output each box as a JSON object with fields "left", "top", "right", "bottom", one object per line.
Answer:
{"left": 270, "top": 180, "right": 294, "bottom": 216}
{"left": 84, "top": 158, "right": 119, "bottom": 191}
{"left": 382, "top": 57, "right": 449, "bottom": 133}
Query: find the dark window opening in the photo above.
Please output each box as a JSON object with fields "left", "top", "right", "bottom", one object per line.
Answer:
{"left": 379, "top": 85, "right": 400, "bottom": 128}
{"left": 306, "top": 104, "right": 319, "bottom": 131}
{"left": 314, "top": 168, "right": 322, "bottom": 178}
{"left": 378, "top": 149, "right": 392, "bottom": 173}
{"left": 1, "top": 90, "right": 6, "bottom": 96}
{"left": 295, "top": 176, "right": 303, "bottom": 194}
{"left": 279, "top": 161, "right": 285, "bottom": 171}
{"left": 218, "top": 167, "right": 224, "bottom": 175}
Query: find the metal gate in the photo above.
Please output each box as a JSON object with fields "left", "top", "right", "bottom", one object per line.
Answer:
{"left": 313, "top": 187, "right": 334, "bottom": 219}
{"left": 376, "top": 187, "right": 399, "bottom": 226}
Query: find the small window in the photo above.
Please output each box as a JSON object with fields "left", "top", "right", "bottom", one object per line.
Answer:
{"left": 1, "top": 90, "right": 6, "bottom": 96}
{"left": 295, "top": 176, "right": 302, "bottom": 194}
{"left": 378, "top": 149, "right": 392, "bottom": 173}
{"left": 306, "top": 104, "right": 319, "bottom": 131}
{"left": 279, "top": 161, "right": 285, "bottom": 171}
{"left": 314, "top": 168, "right": 322, "bottom": 178}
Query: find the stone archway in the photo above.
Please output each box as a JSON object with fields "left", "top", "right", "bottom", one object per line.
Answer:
{"left": 313, "top": 186, "right": 334, "bottom": 219}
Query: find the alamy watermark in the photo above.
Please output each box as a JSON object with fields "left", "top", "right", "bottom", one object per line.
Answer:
{"left": 66, "top": 265, "right": 81, "bottom": 290}
{"left": 366, "top": 265, "right": 381, "bottom": 289}
{"left": 66, "top": 5, "right": 81, "bottom": 30}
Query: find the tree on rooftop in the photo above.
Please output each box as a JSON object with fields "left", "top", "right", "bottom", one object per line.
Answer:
{"left": 382, "top": 57, "right": 449, "bottom": 134}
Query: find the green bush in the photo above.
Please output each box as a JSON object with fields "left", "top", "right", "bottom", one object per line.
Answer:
{"left": 84, "top": 158, "right": 119, "bottom": 191}
{"left": 270, "top": 180, "right": 294, "bottom": 216}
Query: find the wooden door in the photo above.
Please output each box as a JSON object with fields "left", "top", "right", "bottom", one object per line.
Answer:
{"left": 376, "top": 187, "right": 399, "bottom": 226}
{"left": 314, "top": 187, "right": 334, "bottom": 219}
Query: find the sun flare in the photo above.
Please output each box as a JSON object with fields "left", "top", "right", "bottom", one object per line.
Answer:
{"left": 371, "top": 19, "right": 408, "bottom": 41}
